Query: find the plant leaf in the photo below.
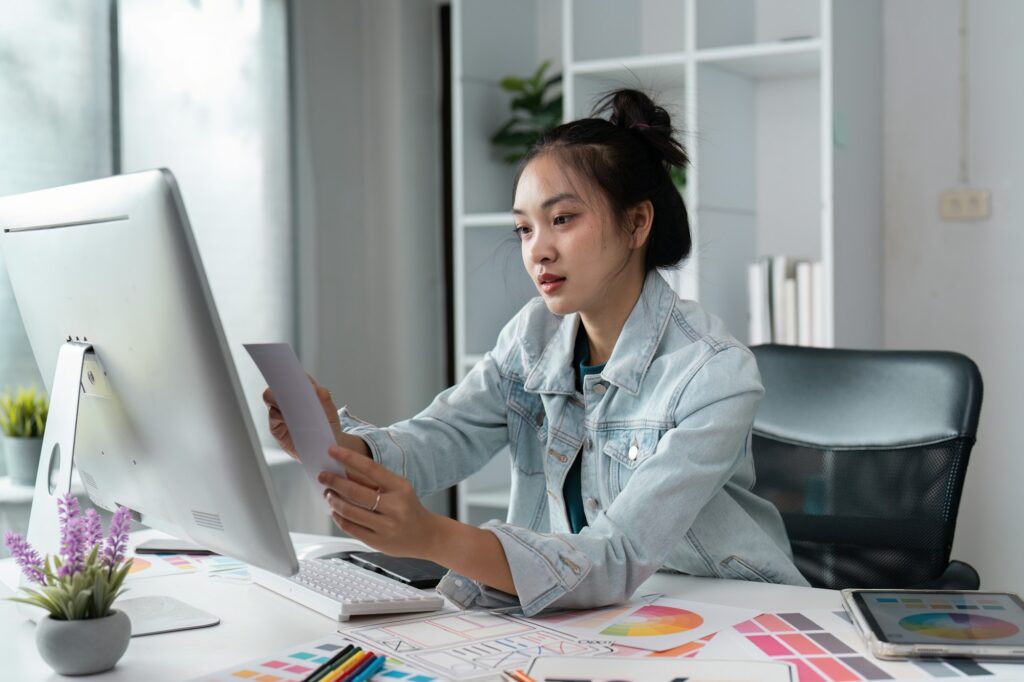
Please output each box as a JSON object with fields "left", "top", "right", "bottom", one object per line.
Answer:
{"left": 499, "top": 76, "right": 527, "bottom": 93}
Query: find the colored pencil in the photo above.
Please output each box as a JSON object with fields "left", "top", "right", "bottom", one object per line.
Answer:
{"left": 302, "top": 644, "right": 355, "bottom": 682}
{"left": 322, "top": 650, "right": 371, "bottom": 682}
{"left": 336, "top": 652, "right": 376, "bottom": 682}
{"left": 349, "top": 654, "right": 384, "bottom": 682}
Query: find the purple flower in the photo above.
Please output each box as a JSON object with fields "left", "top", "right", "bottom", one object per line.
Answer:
{"left": 5, "top": 531, "right": 45, "bottom": 585}
{"left": 103, "top": 506, "right": 132, "bottom": 567}
{"left": 57, "top": 493, "right": 81, "bottom": 549}
{"left": 83, "top": 508, "right": 103, "bottom": 548}
{"left": 57, "top": 514, "right": 89, "bottom": 577}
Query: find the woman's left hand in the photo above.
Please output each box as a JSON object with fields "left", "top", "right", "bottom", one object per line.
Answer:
{"left": 318, "top": 446, "right": 441, "bottom": 560}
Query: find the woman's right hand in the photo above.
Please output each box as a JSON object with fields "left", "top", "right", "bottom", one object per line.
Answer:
{"left": 263, "top": 376, "right": 343, "bottom": 460}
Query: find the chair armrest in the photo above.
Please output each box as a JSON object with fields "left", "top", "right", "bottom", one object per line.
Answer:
{"left": 911, "top": 560, "right": 980, "bottom": 590}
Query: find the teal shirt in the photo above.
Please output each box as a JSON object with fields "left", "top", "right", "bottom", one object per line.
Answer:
{"left": 564, "top": 326, "right": 604, "bottom": 534}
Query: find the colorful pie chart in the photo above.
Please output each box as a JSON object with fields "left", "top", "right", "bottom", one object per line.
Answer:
{"left": 600, "top": 605, "right": 704, "bottom": 637}
{"left": 127, "top": 557, "right": 151, "bottom": 574}
{"left": 899, "top": 612, "right": 1020, "bottom": 641}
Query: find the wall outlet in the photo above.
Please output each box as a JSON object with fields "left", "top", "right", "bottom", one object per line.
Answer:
{"left": 939, "top": 189, "right": 991, "bottom": 221}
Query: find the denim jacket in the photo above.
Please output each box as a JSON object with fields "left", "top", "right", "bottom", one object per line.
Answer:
{"left": 339, "top": 269, "right": 808, "bottom": 617}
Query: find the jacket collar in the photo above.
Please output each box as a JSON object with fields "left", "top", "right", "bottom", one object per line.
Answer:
{"left": 524, "top": 270, "right": 676, "bottom": 396}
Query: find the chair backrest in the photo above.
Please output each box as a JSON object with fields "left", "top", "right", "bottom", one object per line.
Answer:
{"left": 749, "top": 345, "right": 983, "bottom": 590}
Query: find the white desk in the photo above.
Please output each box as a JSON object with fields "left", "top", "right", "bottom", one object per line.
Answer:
{"left": 0, "top": 531, "right": 1012, "bottom": 681}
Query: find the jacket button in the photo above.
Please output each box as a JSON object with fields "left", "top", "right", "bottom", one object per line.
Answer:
{"left": 585, "top": 497, "right": 599, "bottom": 510}
{"left": 585, "top": 436, "right": 593, "bottom": 451}
{"left": 628, "top": 445, "right": 639, "bottom": 460}
{"left": 593, "top": 383, "right": 607, "bottom": 395}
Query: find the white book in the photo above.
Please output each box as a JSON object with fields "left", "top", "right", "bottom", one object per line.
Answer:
{"left": 760, "top": 256, "right": 774, "bottom": 342}
{"left": 747, "top": 262, "right": 770, "bottom": 346}
{"left": 783, "top": 277, "right": 798, "bottom": 345}
{"left": 795, "top": 261, "right": 813, "bottom": 347}
{"left": 811, "top": 261, "right": 826, "bottom": 347}
{"left": 770, "top": 255, "right": 792, "bottom": 343}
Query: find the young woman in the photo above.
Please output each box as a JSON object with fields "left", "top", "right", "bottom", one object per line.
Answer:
{"left": 265, "top": 89, "right": 807, "bottom": 617}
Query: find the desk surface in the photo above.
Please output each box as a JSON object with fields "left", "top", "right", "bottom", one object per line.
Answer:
{"left": 0, "top": 530, "right": 840, "bottom": 681}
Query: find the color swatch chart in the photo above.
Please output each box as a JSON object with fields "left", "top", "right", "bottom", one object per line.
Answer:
{"left": 127, "top": 553, "right": 202, "bottom": 579}
{"left": 198, "top": 554, "right": 252, "bottom": 583}
{"left": 345, "top": 611, "right": 612, "bottom": 681}
{"left": 717, "top": 610, "right": 1016, "bottom": 681}
{"left": 191, "top": 635, "right": 439, "bottom": 682}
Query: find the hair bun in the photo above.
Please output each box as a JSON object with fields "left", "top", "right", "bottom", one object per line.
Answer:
{"left": 593, "top": 89, "right": 688, "bottom": 170}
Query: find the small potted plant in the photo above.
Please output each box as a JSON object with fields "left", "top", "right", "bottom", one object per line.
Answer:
{"left": 5, "top": 494, "right": 134, "bottom": 675}
{"left": 0, "top": 386, "right": 49, "bottom": 486}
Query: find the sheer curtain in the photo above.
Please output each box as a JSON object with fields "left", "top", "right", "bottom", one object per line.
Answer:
{"left": 0, "top": 1, "right": 114, "bottom": 394}
{"left": 0, "top": 0, "right": 310, "bottom": 536}
{"left": 118, "top": 0, "right": 293, "bottom": 438}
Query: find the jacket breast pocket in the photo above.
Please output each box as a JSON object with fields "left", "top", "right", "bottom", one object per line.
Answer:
{"left": 601, "top": 427, "right": 662, "bottom": 497}
{"left": 507, "top": 383, "right": 546, "bottom": 473}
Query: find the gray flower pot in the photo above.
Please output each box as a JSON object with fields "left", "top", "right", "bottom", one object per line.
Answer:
{"left": 3, "top": 436, "right": 42, "bottom": 486}
{"left": 36, "top": 609, "right": 131, "bottom": 676}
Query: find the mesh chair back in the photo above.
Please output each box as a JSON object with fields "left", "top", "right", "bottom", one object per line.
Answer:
{"left": 750, "top": 345, "right": 983, "bottom": 590}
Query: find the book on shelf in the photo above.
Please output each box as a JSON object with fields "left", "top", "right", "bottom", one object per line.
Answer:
{"left": 747, "top": 256, "right": 824, "bottom": 348}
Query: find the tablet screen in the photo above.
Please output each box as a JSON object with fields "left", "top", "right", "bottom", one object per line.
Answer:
{"left": 854, "top": 592, "right": 1024, "bottom": 646}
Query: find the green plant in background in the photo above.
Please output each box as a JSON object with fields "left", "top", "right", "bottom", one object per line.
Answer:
{"left": 490, "top": 60, "right": 563, "bottom": 165}
{"left": 669, "top": 164, "right": 688, "bottom": 193}
{"left": 0, "top": 386, "right": 48, "bottom": 438}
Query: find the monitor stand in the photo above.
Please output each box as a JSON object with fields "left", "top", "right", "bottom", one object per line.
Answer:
{"left": 21, "top": 341, "right": 219, "bottom": 634}
{"left": 25, "top": 340, "right": 92, "bottom": 561}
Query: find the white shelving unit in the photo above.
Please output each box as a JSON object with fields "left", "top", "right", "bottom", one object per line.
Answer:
{"left": 451, "top": 0, "right": 882, "bottom": 524}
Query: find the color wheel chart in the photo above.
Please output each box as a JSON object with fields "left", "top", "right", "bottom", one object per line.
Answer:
{"left": 725, "top": 610, "right": 1014, "bottom": 681}
{"left": 526, "top": 596, "right": 758, "bottom": 652}
{"left": 600, "top": 604, "right": 703, "bottom": 636}
{"left": 608, "top": 633, "right": 715, "bottom": 659}
{"left": 869, "top": 594, "right": 1022, "bottom": 643}
{"left": 191, "top": 635, "right": 439, "bottom": 682}
{"left": 901, "top": 612, "right": 1019, "bottom": 641}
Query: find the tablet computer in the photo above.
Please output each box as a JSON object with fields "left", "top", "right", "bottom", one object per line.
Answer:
{"left": 842, "top": 589, "right": 1024, "bottom": 660}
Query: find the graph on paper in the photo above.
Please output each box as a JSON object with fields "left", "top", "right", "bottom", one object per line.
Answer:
{"left": 344, "top": 611, "right": 612, "bottom": 680}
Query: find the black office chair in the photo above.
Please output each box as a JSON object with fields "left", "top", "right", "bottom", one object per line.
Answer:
{"left": 749, "top": 345, "right": 983, "bottom": 591}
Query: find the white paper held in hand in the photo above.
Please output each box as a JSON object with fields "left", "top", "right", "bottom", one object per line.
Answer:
{"left": 245, "top": 343, "right": 345, "bottom": 491}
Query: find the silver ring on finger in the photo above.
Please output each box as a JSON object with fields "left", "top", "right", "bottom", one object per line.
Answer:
{"left": 369, "top": 488, "right": 382, "bottom": 513}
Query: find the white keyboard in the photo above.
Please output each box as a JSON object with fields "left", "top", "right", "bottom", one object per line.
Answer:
{"left": 252, "top": 557, "right": 445, "bottom": 621}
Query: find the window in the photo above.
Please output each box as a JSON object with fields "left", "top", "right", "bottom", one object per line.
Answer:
{"left": 0, "top": 0, "right": 292, "bottom": 438}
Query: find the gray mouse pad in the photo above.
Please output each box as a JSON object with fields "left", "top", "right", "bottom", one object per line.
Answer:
{"left": 118, "top": 596, "right": 220, "bottom": 637}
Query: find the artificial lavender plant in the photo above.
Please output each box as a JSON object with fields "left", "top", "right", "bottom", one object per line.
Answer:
{"left": 4, "top": 494, "right": 133, "bottom": 620}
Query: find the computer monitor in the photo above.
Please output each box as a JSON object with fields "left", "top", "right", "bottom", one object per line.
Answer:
{"left": 0, "top": 169, "right": 298, "bottom": 577}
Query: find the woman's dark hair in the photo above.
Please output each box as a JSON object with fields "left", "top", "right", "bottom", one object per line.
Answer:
{"left": 514, "top": 88, "right": 691, "bottom": 271}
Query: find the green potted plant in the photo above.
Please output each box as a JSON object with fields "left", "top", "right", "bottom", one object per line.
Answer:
{"left": 490, "top": 59, "right": 563, "bottom": 164}
{"left": 5, "top": 495, "right": 134, "bottom": 675}
{"left": 490, "top": 62, "right": 688, "bottom": 193}
{"left": 0, "top": 386, "right": 48, "bottom": 486}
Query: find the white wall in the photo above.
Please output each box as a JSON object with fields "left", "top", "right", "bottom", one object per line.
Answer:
{"left": 884, "top": 0, "right": 1024, "bottom": 592}
{"left": 291, "top": 0, "right": 448, "bottom": 514}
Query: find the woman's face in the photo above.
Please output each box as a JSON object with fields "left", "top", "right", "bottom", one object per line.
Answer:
{"left": 513, "top": 154, "right": 639, "bottom": 317}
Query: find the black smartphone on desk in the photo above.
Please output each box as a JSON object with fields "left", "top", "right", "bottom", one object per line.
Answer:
{"left": 348, "top": 552, "right": 448, "bottom": 589}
